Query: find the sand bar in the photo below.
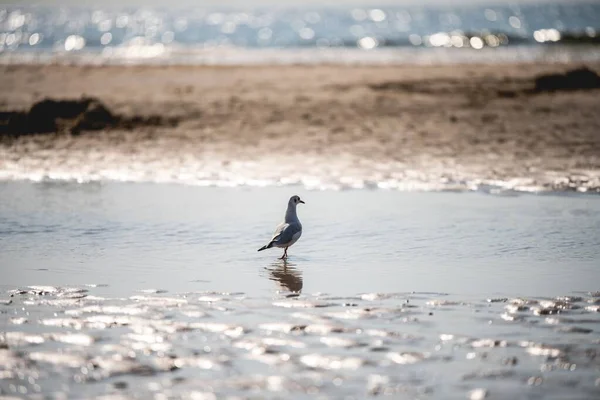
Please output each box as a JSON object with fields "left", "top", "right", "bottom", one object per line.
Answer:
{"left": 1, "top": 62, "right": 599, "bottom": 191}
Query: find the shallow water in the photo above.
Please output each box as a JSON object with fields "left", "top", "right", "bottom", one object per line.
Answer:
{"left": 1, "top": 182, "right": 600, "bottom": 398}
{"left": 1, "top": 182, "right": 599, "bottom": 296}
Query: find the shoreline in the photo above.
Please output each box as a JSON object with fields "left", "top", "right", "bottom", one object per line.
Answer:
{"left": 1, "top": 44, "right": 600, "bottom": 67}
{"left": 1, "top": 62, "right": 600, "bottom": 192}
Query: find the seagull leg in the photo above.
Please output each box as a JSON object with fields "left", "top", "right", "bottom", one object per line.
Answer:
{"left": 279, "top": 247, "right": 288, "bottom": 260}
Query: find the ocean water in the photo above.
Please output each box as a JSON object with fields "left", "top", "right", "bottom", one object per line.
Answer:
{"left": 1, "top": 1, "right": 600, "bottom": 64}
{"left": 1, "top": 181, "right": 599, "bottom": 398}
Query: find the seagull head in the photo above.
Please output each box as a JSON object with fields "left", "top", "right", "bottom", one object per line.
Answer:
{"left": 289, "top": 195, "right": 305, "bottom": 206}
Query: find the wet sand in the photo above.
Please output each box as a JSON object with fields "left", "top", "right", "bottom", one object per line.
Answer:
{"left": 1, "top": 62, "right": 600, "bottom": 191}
{"left": 1, "top": 285, "right": 600, "bottom": 399}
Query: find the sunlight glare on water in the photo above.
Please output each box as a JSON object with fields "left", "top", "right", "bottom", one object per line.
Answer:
{"left": 1, "top": 1, "right": 600, "bottom": 65}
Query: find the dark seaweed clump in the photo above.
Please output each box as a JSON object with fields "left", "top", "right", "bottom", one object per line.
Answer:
{"left": 0, "top": 97, "right": 178, "bottom": 137}
{"left": 533, "top": 67, "right": 600, "bottom": 92}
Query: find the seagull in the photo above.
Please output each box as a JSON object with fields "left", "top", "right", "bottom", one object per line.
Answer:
{"left": 258, "top": 195, "right": 305, "bottom": 260}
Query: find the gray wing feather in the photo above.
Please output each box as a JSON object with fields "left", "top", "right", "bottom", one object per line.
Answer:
{"left": 270, "top": 222, "right": 287, "bottom": 241}
{"left": 271, "top": 222, "right": 301, "bottom": 245}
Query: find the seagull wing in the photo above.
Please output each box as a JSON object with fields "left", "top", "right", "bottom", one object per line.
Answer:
{"left": 271, "top": 222, "right": 301, "bottom": 246}
{"left": 270, "top": 222, "right": 289, "bottom": 242}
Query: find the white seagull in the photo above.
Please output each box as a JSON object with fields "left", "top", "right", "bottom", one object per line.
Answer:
{"left": 258, "top": 195, "right": 305, "bottom": 260}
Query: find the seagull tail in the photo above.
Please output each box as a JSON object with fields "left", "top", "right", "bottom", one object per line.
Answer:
{"left": 258, "top": 242, "right": 273, "bottom": 252}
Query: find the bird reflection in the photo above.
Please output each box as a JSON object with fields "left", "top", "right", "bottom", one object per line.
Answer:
{"left": 266, "top": 260, "right": 303, "bottom": 294}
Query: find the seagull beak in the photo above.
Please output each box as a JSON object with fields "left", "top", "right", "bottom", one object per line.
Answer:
{"left": 299, "top": 200, "right": 305, "bottom": 204}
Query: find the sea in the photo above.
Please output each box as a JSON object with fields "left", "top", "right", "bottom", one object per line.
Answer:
{"left": 0, "top": 0, "right": 600, "bottom": 65}
{"left": 1, "top": 1, "right": 600, "bottom": 399}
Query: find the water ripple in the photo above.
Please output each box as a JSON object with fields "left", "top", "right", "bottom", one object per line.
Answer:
{"left": 1, "top": 285, "right": 599, "bottom": 398}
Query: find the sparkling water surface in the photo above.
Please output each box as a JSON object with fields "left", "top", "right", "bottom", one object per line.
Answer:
{"left": 2, "top": 2, "right": 600, "bottom": 65}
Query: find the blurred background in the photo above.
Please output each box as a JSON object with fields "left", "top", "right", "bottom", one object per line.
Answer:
{"left": 1, "top": 0, "right": 599, "bottom": 65}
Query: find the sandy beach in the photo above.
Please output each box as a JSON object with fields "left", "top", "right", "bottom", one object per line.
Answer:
{"left": 2, "top": 61, "right": 600, "bottom": 398}
{"left": 1, "top": 62, "right": 600, "bottom": 191}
